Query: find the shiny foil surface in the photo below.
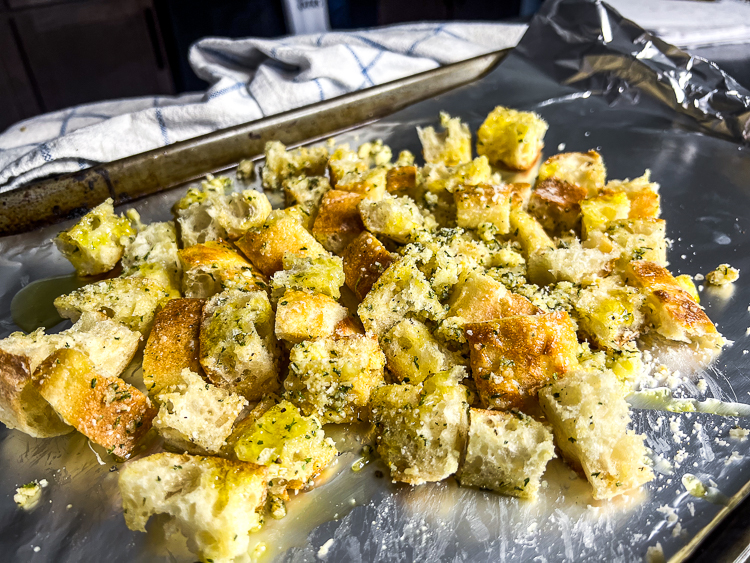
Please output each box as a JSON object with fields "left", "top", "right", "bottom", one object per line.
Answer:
{"left": 1, "top": 0, "right": 750, "bottom": 561}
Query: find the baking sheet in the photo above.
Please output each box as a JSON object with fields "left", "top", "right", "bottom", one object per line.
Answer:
{"left": 2, "top": 0, "right": 750, "bottom": 561}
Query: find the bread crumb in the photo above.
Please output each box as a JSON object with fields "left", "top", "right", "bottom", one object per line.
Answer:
{"left": 706, "top": 264, "right": 739, "bottom": 286}
{"left": 14, "top": 481, "right": 43, "bottom": 509}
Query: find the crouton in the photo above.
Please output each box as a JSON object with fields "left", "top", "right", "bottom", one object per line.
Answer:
{"left": 54, "top": 276, "right": 171, "bottom": 335}
{"left": 54, "top": 198, "right": 134, "bottom": 276}
{"left": 465, "top": 312, "right": 579, "bottom": 410}
{"left": 179, "top": 240, "right": 267, "bottom": 298}
{"left": 421, "top": 157, "right": 493, "bottom": 195}
{"left": 605, "top": 218, "right": 668, "bottom": 269}
{"left": 357, "top": 255, "right": 446, "bottom": 337}
{"left": 457, "top": 408, "right": 555, "bottom": 499}
{"left": 119, "top": 453, "right": 267, "bottom": 563}
{"left": 121, "top": 220, "right": 181, "bottom": 288}
{"left": 236, "top": 209, "right": 327, "bottom": 277}
{"left": 143, "top": 298, "right": 205, "bottom": 397}
{"left": 509, "top": 206, "right": 555, "bottom": 258}
{"left": 526, "top": 240, "right": 613, "bottom": 286}
{"left": 0, "top": 350, "right": 73, "bottom": 437}
{"left": 528, "top": 178, "right": 588, "bottom": 234}
{"left": 381, "top": 318, "right": 457, "bottom": 384}
{"left": 342, "top": 231, "right": 394, "bottom": 301}
{"left": 275, "top": 289, "right": 349, "bottom": 344}
{"left": 603, "top": 171, "right": 660, "bottom": 219}
{"left": 284, "top": 335, "right": 385, "bottom": 423}
{"left": 233, "top": 399, "right": 337, "bottom": 497}
{"left": 200, "top": 289, "right": 279, "bottom": 401}
{"left": 370, "top": 367, "right": 469, "bottom": 485}
{"left": 538, "top": 368, "right": 654, "bottom": 500}
{"left": 357, "top": 139, "right": 393, "bottom": 167}
{"left": 476, "top": 106, "right": 547, "bottom": 171}
{"left": 262, "top": 140, "right": 328, "bottom": 190}
{"left": 270, "top": 252, "right": 345, "bottom": 301}
{"left": 335, "top": 166, "right": 388, "bottom": 201}
{"left": 359, "top": 195, "right": 427, "bottom": 244}
{"left": 417, "top": 112, "right": 472, "bottom": 166}
{"left": 154, "top": 368, "right": 247, "bottom": 454}
{"left": 34, "top": 349, "right": 155, "bottom": 457}
{"left": 172, "top": 176, "right": 230, "bottom": 246}
{"left": 537, "top": 151, "right": 606, "bottom": 197}
{"left": 447, "top": 270, "right": 536, "bottom": 323}
{"left": 328, "top": 146, "right": 368, "bottom": 187}
{"left": 626, "top": 260, "right": 723, "bottom": 351}
{"left": 311, "top": 190, "right": 366, "bottom": 254}
{"left": 454, "top": 183, "right": 512, "bottom": 233}
{"left": 580, "top": 192, "right": 630, "bottom": 238}
{"left": 283, "top": 175, "right": 331, "bottom": 211}
{"left": 386, "top": 166, "right": 418, "bottom": 195}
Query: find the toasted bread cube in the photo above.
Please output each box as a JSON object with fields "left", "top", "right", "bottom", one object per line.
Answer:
{"left": 172, "top": 176, "right": 230, "bottom": 246}
{"left": 154, "top": 369, "right": 247, "bottom": 454}
{"left": 121, "top": 220, "right": 182, "bottom": 290}
{"left": 381, "top": 318, "right": 458, "bottom": 384}
{"left": 311, "top": 189, "right": 366, "bottom": 254}
{"left": 35, "top": 349, "right": 155, "bottom": 457}
{"left": 328, "top": 146, "right": 368, "bottom": 187}
{"left": 0, "top": 350, "right": 73, "bottom": 437}
{"left": 509, "top": 206, "right": 555, "bottom": 258}
{"left": 386, "top": 166, "right": 418, "bottom": 195}
{"left": 626, "top": 260, "right": 723, "bottom": 350}
{"left": 605, "top": 218, "right": 668, "bottom": 268}
{"left": 262, "top": 140, "right": 328, "bottom": 190}
{"left": 528, "top": 178, "right": 588, "bottom": 234}
{"left": 370, "top": 367, "right": 469, "bottom": 485}
{"left": 447, "top": 271, "right": 536, "bottom": 323}
{"left": 359, "top": 195, "right": 427, "bottom": 244}
{"left": 284, "top": 335, "right": 385, "bottom": 423}
{"left": 54, "top": 277, "right": 171, "bottom": 335}
{"left": 200, "top": 289, "right": 279, "bottom": 401}
{"left": 706, "top": 264, "right": 740, "bottom": 286}
{"left": 119, "top": 453, "right": 267, "bottom": 563}
{"left": 54, "top": 198, "right": 134, "bottom": 276}
{"left": 476, "top": 106, "right": 547, "bottom": 171}
{"left": 217, "top": 190, "right": 273, "bottom": 240}
{"left": 283, "top": 175, "right": 331, "bottom": 211}
{"left": 179, "top": 240, "right": 267, "bottom": 298}
{"left": 537, "top": 151, "right": 606, "bottom": 197}
{"left": 275, "top": 289, "right": 349, "bottom": 344}
{"left": 421, "top": 157, "right": 493, "bottom": 195}
{"left": 342, "top": 232, "right": 394, "bottom": 301}
{"left": 335, "top": 166, "right": 388, "bottom": 201}
{"left": 417, "top": 112, "right": 472, "bottom": 166}
{"left": 604, "top": 171, "right": 660, "bottom": 219}
{"left": 573, "top": 276, "right": 645, "bottom": 350}
{"left": 454, "top": 183, "right": 512, "bottom": 233}
{"left": 271, "top": 252, "right": 345, "bottom": 301}
{"left": 457, "top": 408, "right": 555, "bottom": 499}
{"left": 465, "top": 312, "right": 579, "bottom": 410}
{"left": 538, "top": 369, "right": 654, "bottom": 500}
{"left": 357, "top": 255, "right": 446, "bottom": 337}
{"left": 527, "top": 240, "right": 613, "bottom": 286}
{"left": 357, "top": 139, "right": 393, "bottom": 166}
{"left": 237, "top": 209, "right": 327, "bottom": 277}
{"left": 233, "top": 400, "right": 337, "bottom": 497}
{"left": 143, "top": 298, "right": 205, "bottom": 397}
{"left": 580, "top": 192, "right": 630, "bottom": 238}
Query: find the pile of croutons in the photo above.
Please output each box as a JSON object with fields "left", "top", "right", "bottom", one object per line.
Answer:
{"left": 0, "top": 106, "right": 727, "bottom": 562}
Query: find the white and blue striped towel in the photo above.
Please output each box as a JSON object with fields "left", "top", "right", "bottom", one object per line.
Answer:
{"left": 0, "top": 22, "right": 527, "bottom": 194}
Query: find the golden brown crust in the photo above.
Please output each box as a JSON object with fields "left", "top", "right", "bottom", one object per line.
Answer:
{"left": 143, "top": 298, "right": 206, "bottom": 396}
{"left": 447, "top": 273, "right": 537, "bottom": 323}
{"left": 35, "top": 349, "right": 155, "bottom": 457}
{"left": 528, "top": 178, "right": 588, "bottom": 233}
{"left": 386, "top": 166, "right": 417, "bottom": 195}
{"left": 311, "top": 190, "right": 366, "bottom": 254}
{"left": 341, "top": 231, "right": 395, "bottom": 301}
{"left": 180, "top": 240, "right": 267, "bottom": 288}
{"left": 333, "top": 316, "right": 364, "bottom": 339}
{"left": 465, "top": 312, "right": 579, "bottom": 410}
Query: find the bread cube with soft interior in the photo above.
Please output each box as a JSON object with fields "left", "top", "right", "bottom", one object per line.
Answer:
{"left": 538, "top": 368, "right": 654, "bottom": 500}
{"left": 54, "top": 198, "right": 134, "bottom": 276}
{"left": 237, "top": 209, "right": 327, "bottom": 277}
{"left": 271, "top": 252, "right": 345, "bottom": 301}
{"left": 465, "top": 311, "right": 579, "bottom": 410}
{"left": 359, "top": 194, "right": 427, "bottom": 244}
{"left": 604, "top": 218, "right": 668, "bottom": 269}
{"left": 417, "top": 112, "right": 472, "bottom": 166}
{"left": 119, "top": 452, "right": 267, "bottom": 563}
{"left": 121, "top": 220, "right": 182, "bottom": 290}
{"left": 233, "top": 399, "right": 337, "bottom": 497}
{"left": 381, "top": 318, "right": 458, "bottom": 384}
{"left": 342, "top": 231, "right": 394, "bottom": 301}
{"left": 154, "top": 368, "right": 247, "bottom": 455}
{"left": 357, "top": 139, "right": 393, "bottom": 168}
{"left": 173, "top": 176, "right": 232, "bottom": 247}
{"left": 509, "top": 206, "right": 555, "bottom": 258}
{"left": 420, "top": 156, "right": 493, "bottom": 195}
{"left": 476, "top": 106, "right": 547, "bottom": 171}
{"left": 275, "top": 289, "right": 349, "bottom": 344}
{"left": 528, "top": 178, "right": 588, "bottom": 234}
{"left": 284, "top": 335, "right": 385, "bottom": 423}
{"left": 200, "top": 289, "right": 279, "bottom": 401}
{"left": 328, "top": 146, "right": 368, "bottom": 187}
{"left": 603, "top": 171, "right": 660, "bottom": 219}
{"left": 262, "top": 140, "right": 328, "bottom": 190}
{"left": 34, "top": 348, "right": 155, "bottom": 457}
{"left": 447, "top": 270, "right": 536, "bottom": 323}
{"left": 284, "top": 175, "right": 331, "bottom": 211}
{"left": 454, "top": 183, "right": 513, "bottom": 233}
{"left": 580, "top": 191, "right": 630, "bottom": 239}
{"left": 370, "top": 367, "right": 469, "bottom": 485}
{"left": 526, "top": 240, "right": 613, "bottom": 286}
{"left": 537, "top": 151, "right": 606, "bottom": 197}
{"left": 357, "top": 254, "right": 445, "bottom": 337}
{"left": 335, "top": 166, "right": 388, "bottom": 201}
{"left": 457, "top": 408, "right": 555, "bottom": 499}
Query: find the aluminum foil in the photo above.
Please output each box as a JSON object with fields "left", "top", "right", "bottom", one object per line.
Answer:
{"left": 2, "top": 0, "right": 750, "bottom": 561}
